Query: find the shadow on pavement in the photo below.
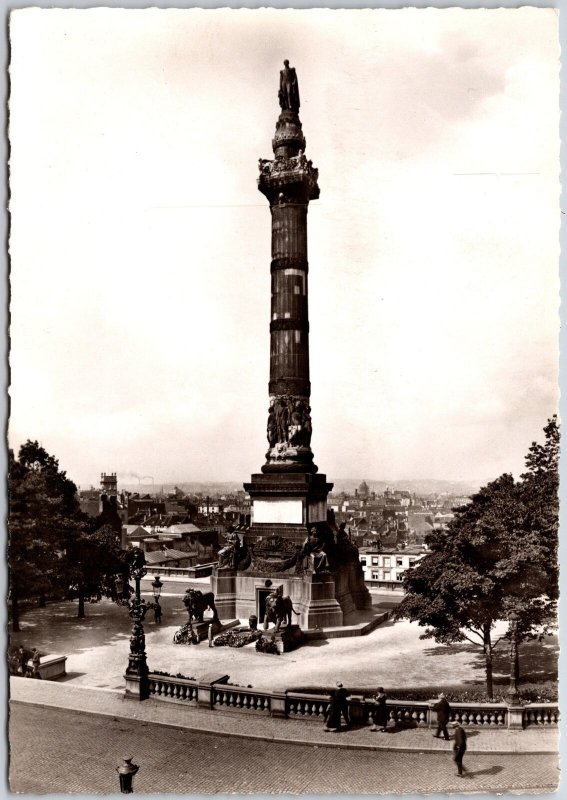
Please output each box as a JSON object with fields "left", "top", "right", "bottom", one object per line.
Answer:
{"left": 468, "top": 765, "right": 504, "bottom": 777}
{"left": 58, "top": 672, "right": 87, "bottom": 682}
{"left": 423, "top": 637, "right": 558, "bottom": 685}
{"left": 371, "top": 725, "right": 406, "bottom": 736}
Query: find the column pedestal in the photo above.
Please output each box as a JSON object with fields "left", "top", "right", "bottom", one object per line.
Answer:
{"left": 245, "top": 471, "right": 333, "bottom": 542}
{"left": 212, "top": 569, "right": 343, "bottom": 630}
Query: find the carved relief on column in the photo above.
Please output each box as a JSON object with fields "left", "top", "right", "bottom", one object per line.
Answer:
{"left": 266, "top": 393, "right": 314, "bottom": 468}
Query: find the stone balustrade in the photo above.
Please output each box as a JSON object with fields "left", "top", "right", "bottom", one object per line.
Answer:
{"left": 523, "top": 704, "right": 559, "bottom": 727}
{"left": 213, "top": 685, "right": 272, "bottom": 714}
{"left": 143, "top": 673, "right": 558, "bottom": 730}
{"left": 380, "top": 700, "right": 431, "bottom": 728}
{"left": 286, "top": 691, "right": 331, "bottom": 721}
{"left": 449, "top": 704, "right": 507, "bottom": 727}
{"left": 145, "top": 563, "right": 215, "bottom": 579}
{"left": 147, "top": 674, "right": 198, "bottom": 703}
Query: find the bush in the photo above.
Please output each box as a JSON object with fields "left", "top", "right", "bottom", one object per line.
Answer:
{"left": 286, "top": 682, "right": 558, "bottom": 703}
{"left": 150, "top": 669, "right": 196, "bottom": 681}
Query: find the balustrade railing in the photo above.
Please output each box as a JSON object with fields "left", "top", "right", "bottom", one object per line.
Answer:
{"left": 381, "top": 700, "right": 430, "bottom": 728}
{"left": 523, "top": 704, "right": 559, "bottom": 727}
{"left": 213, "top": 685, "right": 271, "bottom": 713}
{"left": 147, "top": 674, "right": 198, "bottom": 703}
{"left": 287, "top": 692, "right": 331, "bottom": 720}
{"left": 146, "top": 567, "right": 193, "bottom": 577}
{"left": 448, "top": 704, "right": 507, "bottom": 727}
{"left": 146, "top": 563, "right": 216, "bottom": 578}
{"left": 142, "top": 674, "right": 558, "bottom": 729}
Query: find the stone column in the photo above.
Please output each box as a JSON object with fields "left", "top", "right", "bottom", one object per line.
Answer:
{"left": 258, "top": 82, "right": 320, "bottom": 476}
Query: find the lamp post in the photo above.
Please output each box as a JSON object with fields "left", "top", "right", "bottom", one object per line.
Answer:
{"left": 151, "top": 575, "right": 163, "bottom": 602}
{"left": 124, "top": 548, "right": 157, "bottom": 700}
{"left": 507, "top": 610, "right": 520, "bottom": 705}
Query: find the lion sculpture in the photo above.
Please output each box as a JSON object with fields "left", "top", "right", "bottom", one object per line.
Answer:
{"left": 183, "top": 589, "right": 220, "bottom": 624}
{"left": 263, "top": 590, "right": 300, "bottom": 633}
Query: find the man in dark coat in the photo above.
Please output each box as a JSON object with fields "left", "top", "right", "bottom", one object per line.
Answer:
{"left": 370, "top": 687, "right": 388, "bottom": 732}
{"left": 31, "top": 648, "right": 41, "bottom": 679}
{"left": 323, "top": 682, "right": 350, "bottom": 732}
{"left": 451, "top": 721, "right": 467, "bottom": 776}
{"left": 432, "top": 692, "right": 451, "bottom": 740}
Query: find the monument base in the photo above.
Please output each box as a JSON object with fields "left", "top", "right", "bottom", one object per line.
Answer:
{"left": 244, "top": 471, "right": 333, "bottom": 542}
{"left": 213, "top": 464, "right": 371, "bottom": 639}
{"left": 261, "top": 624, "right": 305, "bottom": 653}
{"left": 212, "top": 570, "right": 343, "bottom": 630}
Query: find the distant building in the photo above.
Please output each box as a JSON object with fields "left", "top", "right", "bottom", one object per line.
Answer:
{"left": 123, "top": 520, "right": 219, "bottom": 564}
{"left": 407, "top": 511, "right": 435, "bottom": 543}
{"left": 433, "top": 512, "right": 454, "bottom": 530}
{"left": 125, "top": 496, "right": 167, "bottom": 523}
{"left": 359, "top": 546, "right": 426, "bottom": 591}
{"left": 197, "top": 497, "right": 222, "bottom": 515}
{"left": 79, "top": 488, "right": 100, "bottom": 518}
{"left": 79, "top": 471, "right": 125, "bottom": 532}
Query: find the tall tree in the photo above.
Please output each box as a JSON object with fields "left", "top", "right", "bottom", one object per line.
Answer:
{"left": 519, "top": 415, "right": 559, "bottom": 613}
{"left": 9, "top": 441, "right": 83, "bottom": 631}
{"left": 396, "top": 418, "right": 559, "bottom": 698}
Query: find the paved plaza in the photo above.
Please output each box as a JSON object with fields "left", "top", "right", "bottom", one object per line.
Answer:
{"left": 9, "top": 583, "right": 558, "bottom": 694}
{"left": 9, "top": 703, "right": 559, "bottom": 794}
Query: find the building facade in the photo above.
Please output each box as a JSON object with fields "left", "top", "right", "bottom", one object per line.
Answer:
{"left": 359, "top": 547, "right": 426, "bottom": 591}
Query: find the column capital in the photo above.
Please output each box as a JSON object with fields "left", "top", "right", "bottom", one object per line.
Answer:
{"left": 258, "top": 153, "right": 319, "bottom": 204}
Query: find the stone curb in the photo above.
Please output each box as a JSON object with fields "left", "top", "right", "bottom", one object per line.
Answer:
{"left": 10, "top": 696, "right": 558, "bottom": 756}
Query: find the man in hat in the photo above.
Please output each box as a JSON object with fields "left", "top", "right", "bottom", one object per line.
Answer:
{"left": 451, "top": 721, "right": 467, "bottom": 776}
{"left": 323, "top": 682, "right": 351, "bottom": 732}
{"left": 432, "top": 692, "right": 451, "bottom": 740}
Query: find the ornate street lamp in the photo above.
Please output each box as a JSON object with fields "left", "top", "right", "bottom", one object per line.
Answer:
{"left": 116, "top": 757, "right": 139, "bottom": 793}
{"left": 124, "top": 548, "right": 157, "bottom": 700}
{"left": 507, "top": 610, "right": 520, "bottom": 704}
{"left": 151, "top": 575, "right": 163, "bottom": 601}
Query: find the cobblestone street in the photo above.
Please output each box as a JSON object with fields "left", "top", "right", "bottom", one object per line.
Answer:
{"left": 9, "top": 704, "right": 559, "bottom": 795}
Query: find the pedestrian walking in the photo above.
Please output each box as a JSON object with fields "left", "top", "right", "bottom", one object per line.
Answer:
{"left": 31, "top": 648, "right": 41, "bottom": 679}
{"left": 154, "top": 601, "right": 162, "bottom": 624}
{"left": 323, "top": 682, "right": 351, "bottom": 732}
{"left": 432, "top": 692, "right": 451, "bottom": 740}
{"left": 370, "top": 687, "right": 388, "bottom": 732}
{"left": 451, "top": 721, "right": 467, "bottom": 776}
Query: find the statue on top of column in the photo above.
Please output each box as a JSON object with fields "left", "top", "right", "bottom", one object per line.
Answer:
{"left": 279, "top": 60, "right": 300, "bottom": 113}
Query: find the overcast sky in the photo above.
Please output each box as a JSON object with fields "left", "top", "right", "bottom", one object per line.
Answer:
{"left": 9, "top": 7, "right": 559, "bottom": 488}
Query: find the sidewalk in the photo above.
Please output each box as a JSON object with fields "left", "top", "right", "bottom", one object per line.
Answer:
{"left": 10, "top": 677, "right": 558, "bottom": 755}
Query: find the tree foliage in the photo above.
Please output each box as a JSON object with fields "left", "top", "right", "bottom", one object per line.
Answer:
{"left": 9, "top": 440, "right": 129, "bottom": 626}
{"left": 59, "top": 524, "right": 126, "bottom": 618}
{"left": 9, "top": 441, "right": 83, "bottom": 630}
{"left": 395, "top": 418, "right": 559, "bottom": 698}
